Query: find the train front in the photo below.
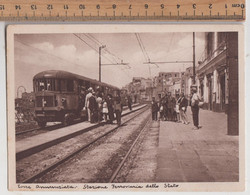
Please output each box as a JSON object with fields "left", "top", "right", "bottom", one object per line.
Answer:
{"left": 33, "top": 70, "right": 77, "bottom": 127}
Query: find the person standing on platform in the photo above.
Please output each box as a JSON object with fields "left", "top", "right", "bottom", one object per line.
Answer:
{"left": 114, "top": 93, "right": 122, "bottom": 126}
{"left": 102, "top": 97, "right": 108, "bottom": 122}
{"left": 88, "top": 91, "right": 97, "bottom": 123}
{"left": 171, "top": 95, "right": 177, "bottom": 122}
{"left": 167, "top": 93, "right": 173, "bottom": 121}
{"left": 127, "top": 95, "right": 132, "bottom": 111}
{"left": 84, "top": 87, "right": 93, "bottom": 122}
{"left": 96, "top": 92, "right": 103, "bottom": 123}
{"left": 107, "top": 94, "right": 114, "bottom": 124}
{"left": 151, "top": 97, "right": 158, "bottom": 121}
{"left": 179, "top": 92, "right": 189, "bottom": 124}
{"left": 191, "top": 85, "right": 200, "bottom": 130}
{"left": 163, "top": 95, "right": 168, "bottom": 121}
{"left": 175, "top": 94, "right": 181, "bottom": 123}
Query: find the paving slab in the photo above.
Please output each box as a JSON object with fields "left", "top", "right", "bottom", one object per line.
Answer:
{"left": 156, "top": 168, "right": 185, "bottom": 182}
{"left": 156, "top": 108, "right": 239, "bottom": 182}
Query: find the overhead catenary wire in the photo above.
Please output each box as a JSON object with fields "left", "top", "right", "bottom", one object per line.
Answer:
{"left": 83, "top": 33, "right": 119, "bottom": 63}
{"left": 83, "top": 33, "right": 131, "bottom": 71}
{"left": 135, "top": 33, "right": 150, "bottom": 62}
{"left": 76, "top": 33, "right": 131, "bottom": 81}
{"left": 73, "top": 33, "right": 117, "bottom": 65}
{"left": 135, "top": 33, "right": 154, "bottom": 78}
{"left": 167, "top": 32, "right": 175, "bottom": 53}
{"left": 84, "top": 33, "right": 125, "bottom": 65}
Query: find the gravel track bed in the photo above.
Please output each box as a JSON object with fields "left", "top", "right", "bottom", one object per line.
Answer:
{"left": 34, "top": 109, "right": 151, "bottom": 183}
{"left": 114, "top": 120, "right": 159, "bottom": 183}
{"left": 16, "top": 107, "right": 149, "bottom": 183}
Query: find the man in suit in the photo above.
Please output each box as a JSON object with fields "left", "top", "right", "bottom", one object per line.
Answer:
{"left": 151, "top": 97, "right": 158, "bottom": 121}
{"left": 190, "top": 85, "right": 200, "bottom": 130}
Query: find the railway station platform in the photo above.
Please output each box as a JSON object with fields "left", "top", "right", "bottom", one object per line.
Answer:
{"left": 16, "top": 104, "right": 146, "bottom": 160}
{"left": 156, "top": 108, "right": 239, "bottom": 182}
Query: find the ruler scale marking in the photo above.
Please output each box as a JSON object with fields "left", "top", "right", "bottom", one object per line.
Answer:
{"left": 0, "top": 0, "right": 245, "bottom": 21}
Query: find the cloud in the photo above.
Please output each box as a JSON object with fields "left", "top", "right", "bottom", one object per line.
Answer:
{"left": 33, "top": 42, "right": 54, "bottom": 51}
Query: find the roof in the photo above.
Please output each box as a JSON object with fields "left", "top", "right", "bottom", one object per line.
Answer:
{"left": 33, "top": 70, "right": 120, "bottom": 90}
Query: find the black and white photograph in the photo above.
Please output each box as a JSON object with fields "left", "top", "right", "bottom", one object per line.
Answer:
{"left": 7, "top": 25, "right": 244, "bottom": 191}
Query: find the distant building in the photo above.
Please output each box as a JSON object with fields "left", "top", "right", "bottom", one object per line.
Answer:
{"left": 124, "top": 77, "right": 153, "bottom": 102}
{"left": 169, "top": 79, "right": 181, "bottom": 95}
{"left": 153, "top": 72, "right": 183, "bottom": 100}
{"left": 182, "top": 66, "right": 195, "bottom": 97}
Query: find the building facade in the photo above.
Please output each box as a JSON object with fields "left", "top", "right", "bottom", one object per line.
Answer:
{"left": 197, "top": 32, "right": 238, "bottom": 135}
{"left": 123, "top": 77, "right": 153, "bottom": 102}
{"left": 197, "top": 32, "right": 228, "bottom": 112}
{"left": 153, "top": 71, "right": 183, "bottom": 100}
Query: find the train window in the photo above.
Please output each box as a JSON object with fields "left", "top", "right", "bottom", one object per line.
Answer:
{"left": 60, "top": 80, "right": 67, "bottom": 91}
{"left": 34, "top": 79, "right": 57, "bottom": 91}
{"left": 67, "top": 80, "right": 74, "bottom": 92}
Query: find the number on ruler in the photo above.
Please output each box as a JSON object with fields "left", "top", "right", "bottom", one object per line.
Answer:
{"left": 64, "top": 5, "right": 69, "bottom": 10}
{"left": 79, "top": 4, "right": 85, "bottom": 9}
{"left": 47, "top": 4, "right": 53, "bottom": 10}
{"left": 0, "top": 5, "right": 5, "bottom": 10}
{"left": 31, "top": 4, "right": 37, "bottom": 10}
{"left": 15, "top": 5, "right": 21, "bottom": 10}
{"left": 160, "top": 4, "right": 164, "bottom": 9}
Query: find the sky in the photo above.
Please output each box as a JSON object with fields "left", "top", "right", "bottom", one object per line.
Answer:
{"left": 14, "top": 32, "right": 206, "bottom": 95}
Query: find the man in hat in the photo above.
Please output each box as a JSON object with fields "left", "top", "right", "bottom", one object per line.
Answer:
{"left": 151, "top": 97, "right": 158, "bottom": 121}
{"left": 190, "top": 85, "right": 200, "bottom": 130}
{"left": 85, "top": 87, "right": 93, "bottom": 122}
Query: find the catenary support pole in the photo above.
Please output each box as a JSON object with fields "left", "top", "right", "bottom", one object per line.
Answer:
{"left": 193, "top": 32, "right": 196, "bottom": 84}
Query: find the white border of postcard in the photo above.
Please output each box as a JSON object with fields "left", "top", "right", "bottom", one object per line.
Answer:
{"left": 7, "top": 24, "right": 245, "bottom": 192}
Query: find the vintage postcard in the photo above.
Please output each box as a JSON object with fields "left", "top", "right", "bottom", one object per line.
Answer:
{"left": 7, "top": 24, "right": 245, "bottom": 191}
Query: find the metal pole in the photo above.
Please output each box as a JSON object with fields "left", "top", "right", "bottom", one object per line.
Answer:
{"left": 99, "top": 46, "right": 101, "bottom": 82}
{"left": 193, "top": 32, "right": 196, "bottom": 84}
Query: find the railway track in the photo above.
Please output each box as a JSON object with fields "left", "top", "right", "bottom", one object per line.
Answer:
{"left": 17, "top": 105, "right": 149, "bottom": 183}
{"left": 16, "top": 104, "right": 147, "bottom": 161}
{"left": 108, "top": 115, "right": 152, "bottom": 183}
{"left": 16, "top": 104, "right": 140, "bottom": 136}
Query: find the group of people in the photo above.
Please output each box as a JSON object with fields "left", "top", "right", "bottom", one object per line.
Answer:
{"left": 151, "top": 92, "right": 189, "bottom": 124}
{"left": 80, "top": 87, "right": 123, "bottom": 125}
{"left": 151, "top": 85, "right": 201, "bottom": 130}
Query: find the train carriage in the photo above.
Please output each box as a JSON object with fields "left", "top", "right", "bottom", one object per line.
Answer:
{"left": 33, "top": 70, "right": 120, "bottom": 127}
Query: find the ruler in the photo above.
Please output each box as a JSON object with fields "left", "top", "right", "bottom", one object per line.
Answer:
{"left": 0, "top": 0, "right": 245, "bottom": 21}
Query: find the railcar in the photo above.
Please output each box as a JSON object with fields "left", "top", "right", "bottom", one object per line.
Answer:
{"left": 33, "top": 70, "right": 120, "bottom": 127}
